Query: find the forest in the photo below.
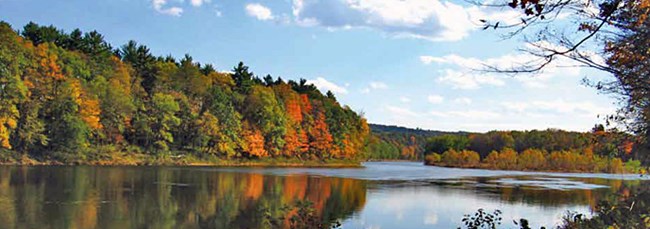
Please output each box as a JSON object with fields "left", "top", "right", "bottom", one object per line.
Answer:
{"left": 423, "top": 126, "right": 645, "bottom": 173}
{"left": 364, "top": 124, "right": 461, "bottom": 160}
{"left": 0, "top": 21, "right": 646, "bottom": 172}
{"left": 0, "top": 21, "right": 370, "bottom": 165}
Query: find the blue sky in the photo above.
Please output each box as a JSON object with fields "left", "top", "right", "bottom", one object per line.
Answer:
{"left": 0, "top": 0, "right": 617, "bottom": 132}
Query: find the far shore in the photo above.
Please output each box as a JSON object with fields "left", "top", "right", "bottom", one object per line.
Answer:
{"left": 424, "top": 162, "right": 647, "bottom": 175}
{"left": 0, "top": 154, "right": 364, "bottom": 168}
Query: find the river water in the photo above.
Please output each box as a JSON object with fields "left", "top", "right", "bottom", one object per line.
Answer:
{"left": 0, "top": 162, "right": 646, "bottom": 228}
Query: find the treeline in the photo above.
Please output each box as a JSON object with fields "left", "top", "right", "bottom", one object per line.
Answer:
{"left": 0, "top": 22, "right": 369, "bottom": 164}
{"left": 426, "top": 148, "right": 635, "bottom": 173}
{"left": 424, "top": 127, "right": 645, "bottom": 173}
{"left": 365, "top": 124, "right": 458, "bottom": 160}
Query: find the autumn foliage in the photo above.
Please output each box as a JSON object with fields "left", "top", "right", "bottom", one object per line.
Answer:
{"left": 426, "top": 147, "right": 637, "bottom": 173}
{"left": 423, "top": 127, "right": 644, "bottom": 173}
{"left": 0, "top": 21, "right": 369, "bottom": 163}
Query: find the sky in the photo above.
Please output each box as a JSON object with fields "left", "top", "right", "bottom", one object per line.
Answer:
{"left": 0, "top": 0, "right": 618, "bottom": 132}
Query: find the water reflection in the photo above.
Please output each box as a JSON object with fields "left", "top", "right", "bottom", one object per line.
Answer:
{"left": 0, "top": 166, "right": 366, "bottom": 229}
{"left": 0, "top": 165, "right": 645, "bottom": 229}
{"left": 350, "top": 176, "right": 640, "bottom": 228}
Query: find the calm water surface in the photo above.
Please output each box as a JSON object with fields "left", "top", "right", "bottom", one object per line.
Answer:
{"left": 0, "top": 162, "right": 647, "bottom": 229}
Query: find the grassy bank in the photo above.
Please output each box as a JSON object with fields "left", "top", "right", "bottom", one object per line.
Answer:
{"left": 0, "top": 149, "right": 362, "bottom": 167}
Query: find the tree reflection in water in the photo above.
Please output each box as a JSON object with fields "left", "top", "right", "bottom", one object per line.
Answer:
{"left": 0, "top": 166, "right": 366, "bottom": 229}
{"left": 0, "top": 166, "right": 645, "bottom": 229}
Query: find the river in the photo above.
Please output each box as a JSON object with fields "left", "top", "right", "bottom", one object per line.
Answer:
{"left": 0, "top": 162, "right": 647, "bottom": 229}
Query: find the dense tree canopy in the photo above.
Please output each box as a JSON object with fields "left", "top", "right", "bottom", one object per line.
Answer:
{"left": 424, "top": 128, "right": 641, "bottom": 173}
{"left": 0, "top": 21, "right": 370, "bottom": 163}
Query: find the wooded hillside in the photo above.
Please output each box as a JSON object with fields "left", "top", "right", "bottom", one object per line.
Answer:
{"left": 0, "top": 22, "right": 369, "bottom": 164}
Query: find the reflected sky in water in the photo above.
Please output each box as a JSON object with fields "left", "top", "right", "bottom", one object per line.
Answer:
{"left": 0, "top": 162, "right": 646, "bottom": 229}
{"left": 206, "top": 161, "right": 650, "bottom": 182}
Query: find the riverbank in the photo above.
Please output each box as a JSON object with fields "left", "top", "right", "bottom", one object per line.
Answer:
{"left": 425, "top": 163, "right": 646, "bottom": 174}
{"left": 424, "top": 160, "right": 646, "bottom": 174}
{"left": 0, "top": 151, "right": 363, "bottom": 168}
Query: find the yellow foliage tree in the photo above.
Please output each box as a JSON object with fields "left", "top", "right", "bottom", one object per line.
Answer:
{"left": 483, "top": 151, "right": 500, "bottom": 167}
{"left": 69, "top": 80, "right": 102, "bottom": 130}
{"left": 518, "top": 149, "right": 546, "bottom": 170}
{"left": 498, "top": 148, "right": 518, "bottom": 170}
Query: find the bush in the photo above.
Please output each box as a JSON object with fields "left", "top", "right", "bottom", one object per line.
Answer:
{"left": 460, "top": 150, "right": 480, "bottom": 167}
{"left": 440, "top": 149, "right": 480, "bottom": 167}
{"left": 624, "top": 159, "right": 643, "bottom": 173}
{"left": 558, "top": 185, "right": 650, "bottom": 229}
{"left": 608, "top": 158, "right": 624, "bottom": 173}
{"left": 424, "top": 153, "right": 441, "bottom": 165}
{"left": 483, "top": 151, "right": 500, "bottom": 167}
{"left": 518, "top": 149, "right": 546, "bottom": 170}
{"left": 441, "top": 149, "right": 460, "bottom": 166}
{"left": 0, "top": 149, "right": 20, "bottom": 163}
{"left": 498, "top": 148, "right": 518, "bottom": 170}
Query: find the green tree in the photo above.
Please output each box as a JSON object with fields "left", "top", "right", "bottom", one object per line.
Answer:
{"left": 244, "top": 85, "right": 287, "bottom": 156}
{"left": 426, "top": 135, "right": 470, "bottom": 154}
{"left": 232, "top": 62, "right": 255, "bottom": 94}
{"left": 150, "top": 93, "right": 181, "bottom": 152}
{"left": 206, "top": 85, "right": 243, "bottom": 157}
{"left": 119, "top": 40, "right": 157, "bottom": 95}
{"left": 46, "top": 82, "right": 91, "bottom": 157}
{"left": 196, "top": 112, "right": 221, "bottom": 154}
{"left": 0, "top": 24, "right": 29, "bottom": 149}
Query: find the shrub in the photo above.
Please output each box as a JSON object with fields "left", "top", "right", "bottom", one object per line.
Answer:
{"left": 518, "top": 149, "right": 546, "bottom": 170}
{"left": 441, "top": 149, "right": 460, "bottom": 166}
{"left": 624, "top": 159, "right": 643, "bottom": 173}
{"left": 424, "top": 153, "right": 441, "bottom": 165}
{"left": 608, "top": 158, "right": 624, "bottom": 173}
{"left": 460, "top": 150, "right": 480, "bottom": 167}
{"left": 498, "top": 148, "right": 518, "bottom": 170}
{"left": 483, "top": 151, "right": 500, "bottom": 167}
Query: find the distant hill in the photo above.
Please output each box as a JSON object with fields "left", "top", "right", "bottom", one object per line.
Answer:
{"left": 366, "top": 124, "right": 465, "bottom": 160}
{"left": 369, "top": 124, "right": 464, "bottom": 136}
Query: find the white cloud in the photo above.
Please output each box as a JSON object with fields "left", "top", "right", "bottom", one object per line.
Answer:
{"left": 190, "top": 0, "right": 210, "bottom": 7}
{"left": 370, "top": 81, "right": 388, "bottom": 89}
{"left": 453, "top": 97, "right": 472, "bottom": 105}
{"left": 361, "top": 81, "right": 388, "bottom": 94}
{"left": 427, "top": 95, "right": 444, "bottom": 104}
{"left": 386, "top": 105, "right": 421, "bottom": 117}
{"left": 437, "top": 69, "right": 504, "bottom": 90}
{"left": 532, "top": 100, "right": 609, "bottom": 116}
{"left": 447, "top": 110, "right": 501, "bottom": 119}
{"left": 400, "top": 96, "right": 411, "bottom": 103}
{"left": 429, "top": 110, "right": 449, "bottom": 117}
{"left": 246, "top": 3, "right": 275, "bottom": 21}
{"left": 291, "top": 0, "right": 520, "bottom": 42}
{"left": 152, "top": 0, "right": 183, "bottom": 16}
{"left": 500, "top": 101, "right": 529, "bottom": 112}
{"left": 306, "top": 77, "right": 348, "bottom": 94}
{"left": 429, "top": 109, "right": 500, "bottom": 119}
{"left": 500, "top": 99, "right": 613, "bottom": 117}
{"left": 419, "top": 55, "right": 447, "bottom": 64}
{"left": 424, "top": 43, "right": 588, "bottom": 89}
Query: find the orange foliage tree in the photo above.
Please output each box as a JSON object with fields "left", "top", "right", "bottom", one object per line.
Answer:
{"left": 309, "top": 111, "right": 333, "bottom": 158}
{"left": 242, "top": 124, "right": 267, "bottom": 158}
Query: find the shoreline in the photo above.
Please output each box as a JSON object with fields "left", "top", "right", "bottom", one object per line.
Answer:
{"left": 424, "top": 162, "right": 644, "bottom": 175}
{"left": 0, "top": 154, "right": 364, "bottom": 168}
